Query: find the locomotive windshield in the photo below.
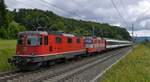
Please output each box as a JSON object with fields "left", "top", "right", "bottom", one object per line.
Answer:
{"left": 27, "top": 35, "right": 42, "bottom": 46}
{"left": 17, "top": 34, "right": 24, "bottom": 45}
{"left": 17, "top": 34, "right": 42, "bottom": 46}
{"left": 85, "top": 37, "right": 93, "bottom": 44}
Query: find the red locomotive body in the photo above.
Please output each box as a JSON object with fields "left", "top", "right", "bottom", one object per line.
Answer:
{"left": 10, "top": 31, "right": 86, "bottom": 70}
{"left": 17, "top": 31, "right": 85, "bottom": 56}
{"left": 84, "top": 36, "right": 106, "bottom": 54}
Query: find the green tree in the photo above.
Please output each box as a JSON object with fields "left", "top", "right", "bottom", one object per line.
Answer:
{"left": 7, "top": 21, "right": 26, "bottom": 39}
{"left": 0, "top": 26, "right": 8, "bottom": 39}
{"left": 0, "top": 21, "right": 26, "bottom": 39}
{"left": 0, "top": 0, "right": 8, "bottom": 27}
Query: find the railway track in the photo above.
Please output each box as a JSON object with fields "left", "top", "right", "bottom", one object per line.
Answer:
{"left": 41, "top": 46, "right": 133, "bottom": 82}
{"left": 0, "top": 46, "right": 133, "bottom": 82}
{"left": 58, "top": 46, "right": 133, "bottom": 82}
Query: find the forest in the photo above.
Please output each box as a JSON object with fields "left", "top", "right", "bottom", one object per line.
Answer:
{"left": 0, "top": 1, "right": 131, "bottom": 40}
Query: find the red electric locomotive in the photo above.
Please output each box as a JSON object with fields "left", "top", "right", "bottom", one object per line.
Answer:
{"left": 9, "top": 31, "right": 86, "bottom": 70}
{"left": 84, "top": 36, "right": 106, "bottom": 54}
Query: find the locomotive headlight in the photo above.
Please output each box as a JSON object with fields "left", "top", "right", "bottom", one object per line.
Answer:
{"left": 31, "top": 53, "right": 35, "bottom": 55}
{"left": 17, "top": 52, "right": 20, "bottom": 55}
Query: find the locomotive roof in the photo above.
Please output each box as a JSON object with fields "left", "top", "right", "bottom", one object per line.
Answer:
{"left": 47, "top": 31, "right": 75, "bottom": 37}
{"left": 19, "top": 31, "right": 48, "bottom": 35}
{"left": 19, "top": 31, "right": 75, "bottom": 37}
{"left": 62, "top": 33, "right": 75, "bottom": 37}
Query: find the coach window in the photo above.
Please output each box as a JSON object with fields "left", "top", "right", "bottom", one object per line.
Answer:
{"left": 44, "top": 36, "right": 48, "bottom": 45}
{"left": 109, "top": 42, "right": 113, "bottom": 45}
{"left": 77, "top": 38, "right": 80, "bottom": 43}
{"left": 67, "top": 37, "right": 72, "bottom": 43}
{"left": 56, "top": 37, "right": 62, "bottom": 43}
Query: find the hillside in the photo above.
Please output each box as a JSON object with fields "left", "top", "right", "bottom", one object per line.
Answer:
{"left": 134, "top": 37, "right": 150, "bottom": 43}
{"left": 0, "top": 9, "right": 131, "bottom": 40}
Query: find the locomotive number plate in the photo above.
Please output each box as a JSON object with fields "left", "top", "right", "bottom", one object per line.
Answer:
{"left": 23, "top": 47, "right": 27, "bottom": 52}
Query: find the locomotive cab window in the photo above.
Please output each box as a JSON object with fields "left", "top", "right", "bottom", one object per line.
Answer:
{"left": 77, "top": 38, "right": 80, "bottom": 43}
{"left": 27, "top": 35, "right": 42, "bottom": 46}
{"left": 18, "top": 39, "right": 23, "bottom": 45}
{"left": 27, "top": 35, "right": 37, "bottom": 46}
{"left": 85, "top": 37, "right": 93, "bottom": 44}
{"left": 44, "top": 36, "right": 48, "bottom": 45}
{"left": 38, "top": 35, "right": 42, "bottom": 45}
{"left": 56, "top": 37, "right": 62, "bottom": 43}
{"left": 67, "top": 37, "right": 72, "bottom": 43}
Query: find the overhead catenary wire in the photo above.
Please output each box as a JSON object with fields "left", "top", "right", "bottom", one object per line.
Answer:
{"left": 33, "top": 0, "right": 73, "bottom": 17}
{"left": 70, "top": 0, "right": 101, "bottom": 22}
{"left": 14, "top": 0, "right": 84, "bottom": 21}
{"left": 14, "top": 0, "right": 79, "bottom": 18}
{"left": 119, "top": 0, "right": 128, "bottom": 18}
{"left": 41, "top": 0, "right": 102, "bottom": 21}
{"left": 109, "top": 0, "right": 128, "bottom": 25}
{"left": 41, "top": 0, "right": 84, "bottom": 19}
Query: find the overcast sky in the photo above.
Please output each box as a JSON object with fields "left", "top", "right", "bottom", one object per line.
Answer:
{"left": 5, "top": 0, "right": 150, "bottom": 36}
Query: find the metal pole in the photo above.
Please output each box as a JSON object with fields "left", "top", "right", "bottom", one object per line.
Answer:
{"left": 132, "top": 23, "right": 134, "bottom": 42}
{"left": 92, "top": 25, "right": 94, "bottom": 36}
{"left": 132, "top": 23, "right": 134, "bottom": 38}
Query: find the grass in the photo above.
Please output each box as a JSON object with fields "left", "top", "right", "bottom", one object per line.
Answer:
{"left": 0, "top": 40, "right": 16, "bottom": 72}
{"left": 101, "top": 44, "right": 150, "bottom": 82}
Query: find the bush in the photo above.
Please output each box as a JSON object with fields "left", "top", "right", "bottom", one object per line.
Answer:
{"left": 0, "top": 21, "right": 26, "bottom": 39}
{"left": 0, "top": 26, "right": 9, "bottom": 39}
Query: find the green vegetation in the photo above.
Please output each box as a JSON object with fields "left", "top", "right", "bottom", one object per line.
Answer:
{"left": 0, "top": 40, "right": 16, "bottom": 72}
{"left": 0, "top": 0, "right": 25, "bottom": 39}
{"left": 101, "top": 44, "right": 150, "bottom": 82}
{"left": 0, "top": 21, "right": 26, "bottom": 39}
{"left": 0, "top": 0, "right": 9, "bottom": 26}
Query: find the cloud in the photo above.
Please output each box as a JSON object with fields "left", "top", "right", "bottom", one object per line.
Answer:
{"left": 129, "top": 30, "right": 150, "bottom": 37}
{"left": 4, "top": 0, "right": 150, "bottom": 36}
